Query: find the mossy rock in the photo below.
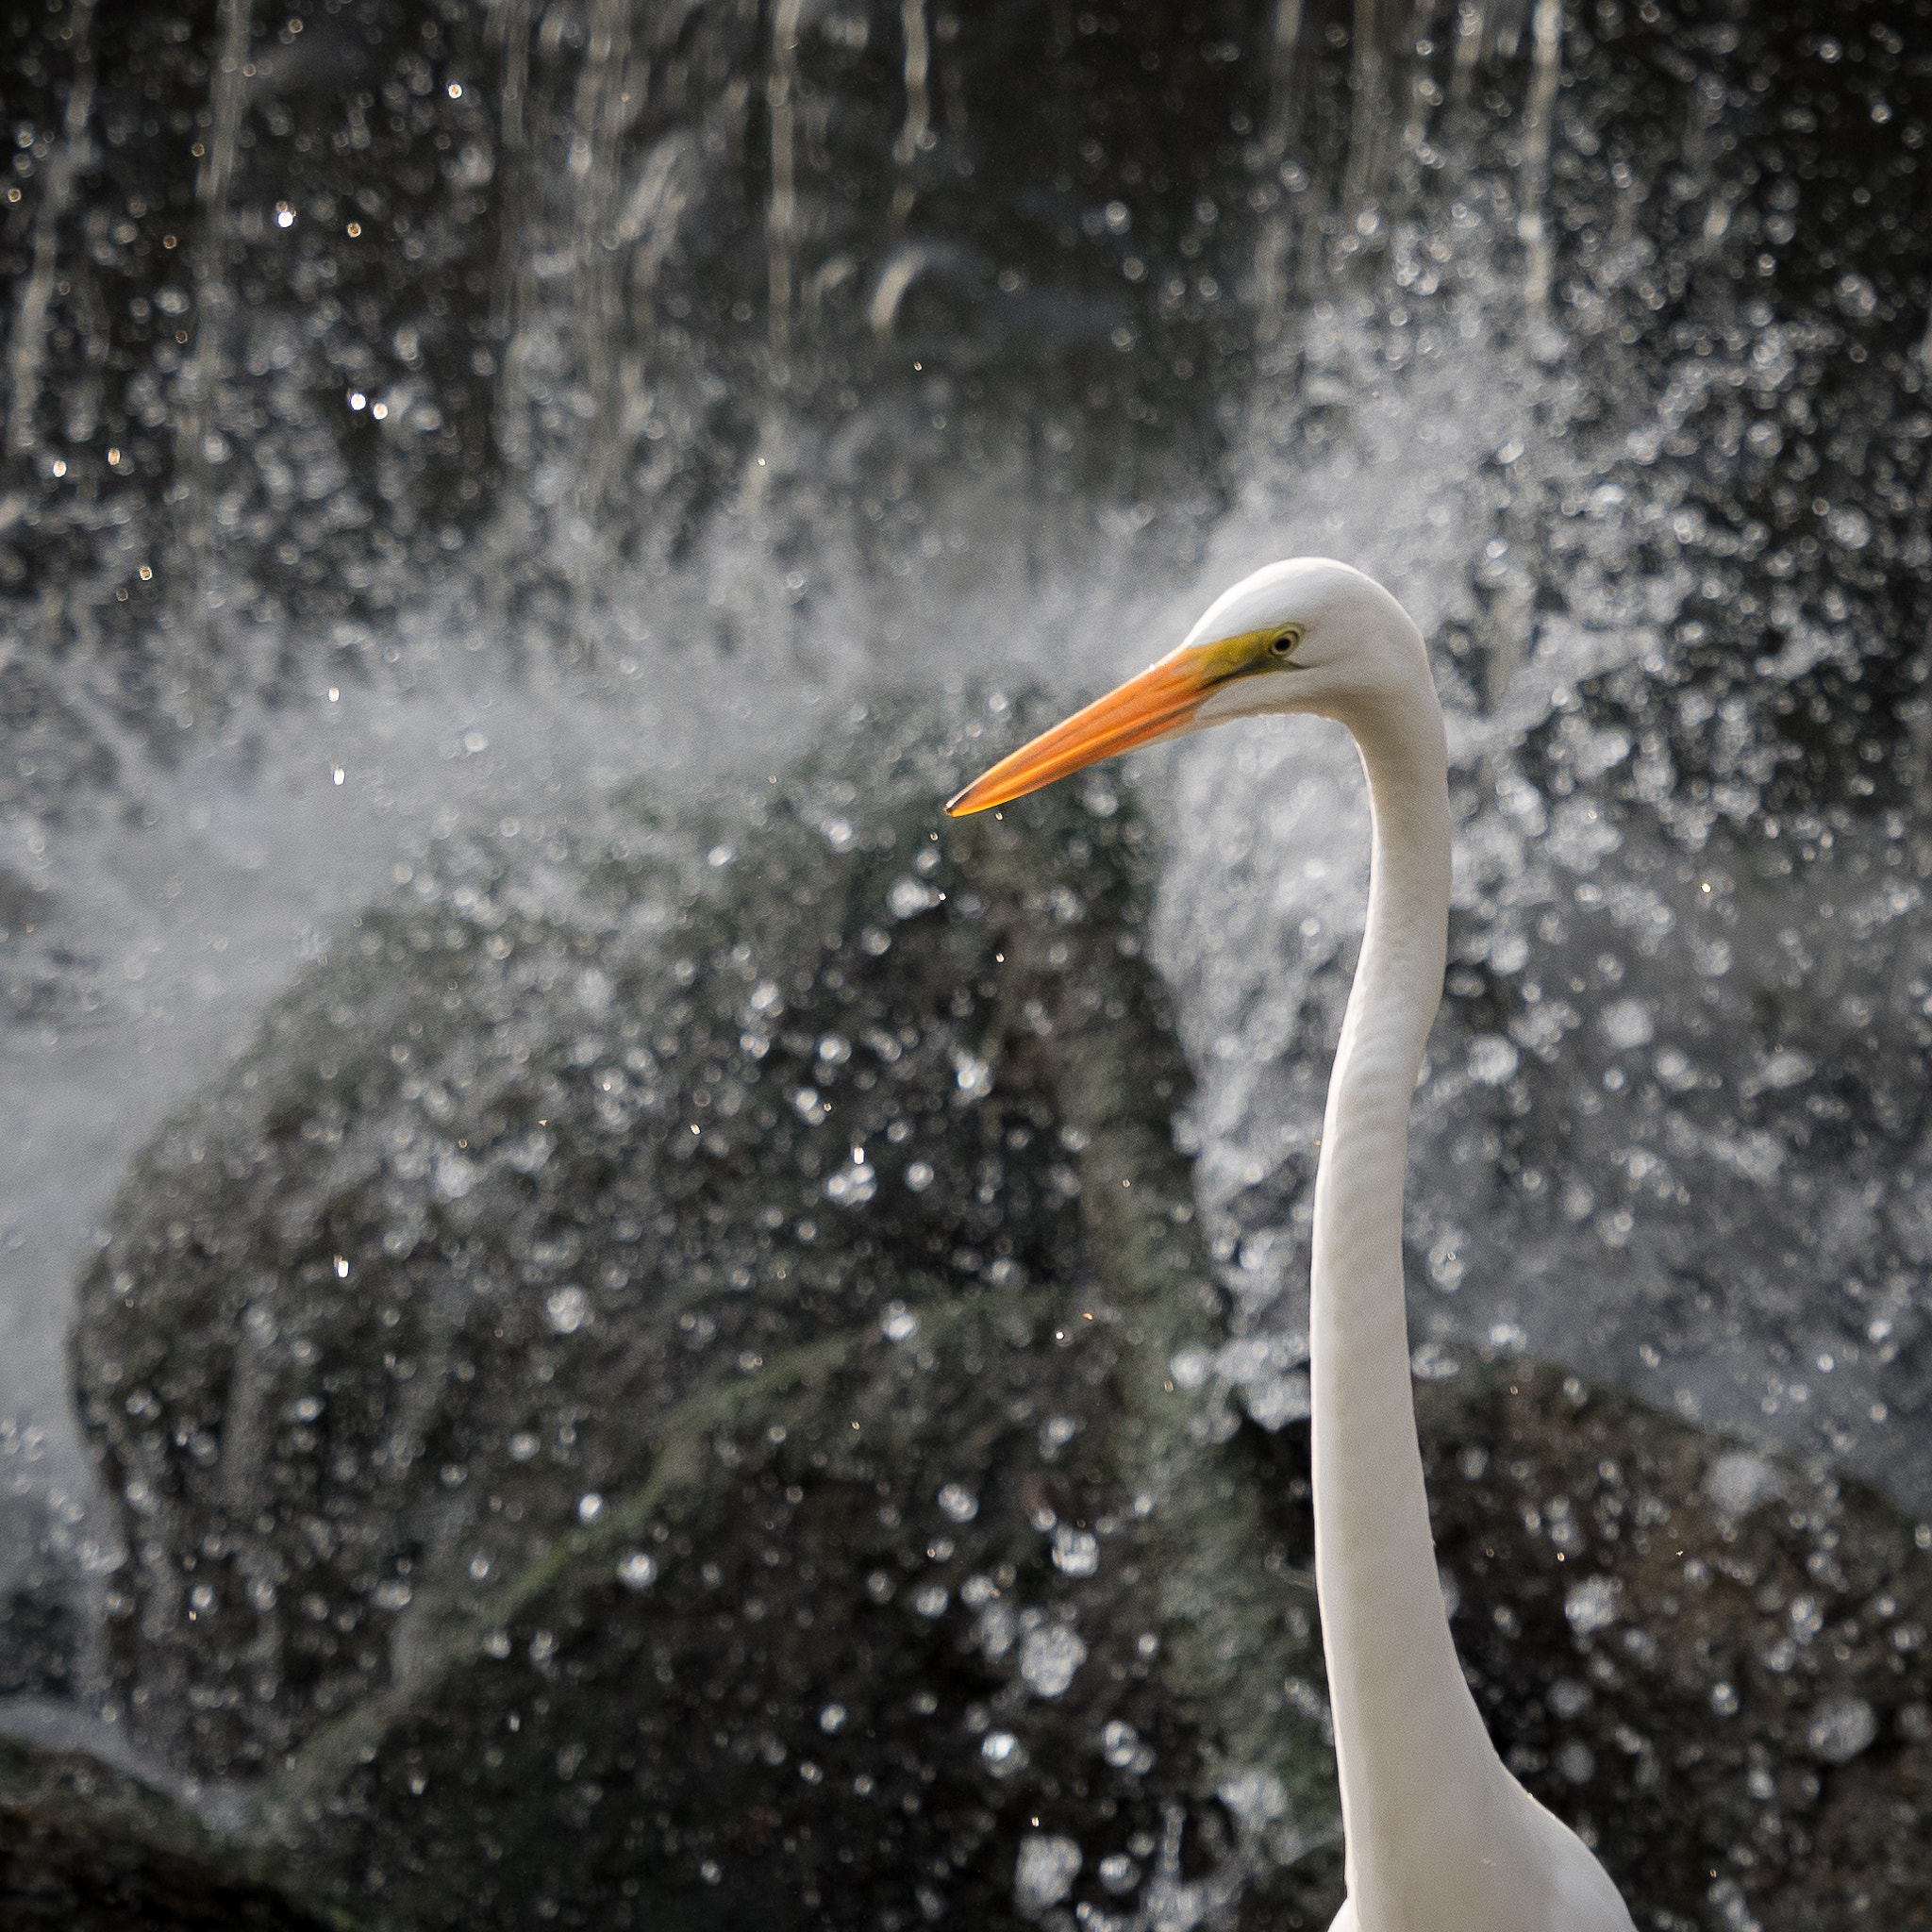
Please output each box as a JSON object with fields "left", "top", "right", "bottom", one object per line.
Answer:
{"left": 260, "top": 1337, "right": 1932, "bottom": 1931}
{"left": 75, "top": 693, "right": 1335, "bottom": 1925}
{"left": 258, "top": 1289, "right": 1282, "bottom": 1930}
{"left": 0, "top": 1735, "right": 360, "bottom": 1931}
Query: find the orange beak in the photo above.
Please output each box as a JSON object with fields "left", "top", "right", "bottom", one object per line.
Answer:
{"left": 944, "top": 649, "right": 1217, "bottom": 817}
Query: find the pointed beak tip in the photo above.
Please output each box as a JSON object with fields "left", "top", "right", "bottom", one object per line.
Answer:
{"left": 945, "top": 775, "right": 1009, "bottom": 817}
{"left": 942, "top": 652, "right": 1208, "bottom": 822}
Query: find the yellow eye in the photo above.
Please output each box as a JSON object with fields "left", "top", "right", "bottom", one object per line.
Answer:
{"left": 1268, "top": 625, "right": 1302, "bottom": 658}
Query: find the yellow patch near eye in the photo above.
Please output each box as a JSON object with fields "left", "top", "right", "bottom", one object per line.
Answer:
{"left": 1194, "top": 625, "right": 1302, "bottom": 684}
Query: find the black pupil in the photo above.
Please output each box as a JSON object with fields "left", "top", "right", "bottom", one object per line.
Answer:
{"left": 1273, "top": 633, "right": 1293, "bottom": 654}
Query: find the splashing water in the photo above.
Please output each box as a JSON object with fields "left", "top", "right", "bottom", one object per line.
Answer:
{"left": 2, "top": 2, "right": 1930, "bottom": 1926}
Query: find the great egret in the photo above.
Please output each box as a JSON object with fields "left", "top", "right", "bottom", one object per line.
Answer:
{"left": 947, "top": 558, "right": 1636, "bottom": 1932}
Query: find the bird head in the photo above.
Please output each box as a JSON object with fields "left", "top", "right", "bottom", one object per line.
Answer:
{"left": 945, "top": 557, "right": 1430, "bottom": 816}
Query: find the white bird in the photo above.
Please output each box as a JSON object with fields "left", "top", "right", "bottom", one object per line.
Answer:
{"left": 947, "top": 558, "right": 1636, "bottom": 1932}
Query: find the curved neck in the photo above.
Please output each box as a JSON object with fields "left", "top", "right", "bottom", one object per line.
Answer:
{"left": 1310, "top": 691, "right": 1500, "bottom": 1909}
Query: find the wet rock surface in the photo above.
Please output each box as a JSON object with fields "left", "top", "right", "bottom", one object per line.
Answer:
{"left": 74, "top": 699, "right": 1336, "bottom": 1928}
{"left": 68, "top": 699, "right": 1932, "bottom": 1930}
{"left": 1410, "top": 1355, "right": 1932, "bottom": 1931}
{"left": 0, "top": 1735, "right": 345, "bottom": 1932}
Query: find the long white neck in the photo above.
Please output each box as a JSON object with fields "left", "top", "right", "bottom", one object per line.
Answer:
{"left": 1310, "top": 688, "right": 1507, "bottom": 1915}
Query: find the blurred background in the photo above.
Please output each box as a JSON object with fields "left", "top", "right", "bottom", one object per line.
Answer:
{"left": 1, "top": 2, "right": 1930, "bottom": 1926}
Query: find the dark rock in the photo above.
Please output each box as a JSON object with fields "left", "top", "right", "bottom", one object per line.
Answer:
{"left": 0, "top": 1495, "right": 84, "bottom": 1703}
{"left": 1229, "top": 1352, "right": 1932, "bottom": 1928}
{"left": 75, "top": 695, "right": 1334, "bottom": 1927}
{"left": 1418, "top": 1354, "right": 1930, "bottom": 1929}
{"left": 0, "top": 1587, "right": 75, "bottom": 1703}
{"left": 0, "top": 1735, "right": 347, "bottom": 1932}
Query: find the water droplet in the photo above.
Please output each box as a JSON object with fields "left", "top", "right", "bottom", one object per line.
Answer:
{"left": 1020, "top": 1624, "right": 1087, "bottom": 1698}
{"left": 434, "top": 1150, "right": 477, "bottom": 1201}
{"left": 1564, "top": 1575, "right": 1620, "bottom": 1636}
{"left": 1599, "top": 998, "right": 1654, "bottom": 1050}
{"left": 952, "top": 1049, "right": 993, "bottom": 1100}
{"left": 545, "top": 1286, "right": 589, "bottom": 1335}
{"left": 1467, "top": 1035, "right": 1519, "bottom": 1085}
{"left": 1218, "top": 1768, "right": 1286, "bottom": 1834}
{"left": 1015, "top": 1834, "right": 1081, "bottom": 1913}
{"left": 887, "top": 876, "right": 941, "bottom": 920}
{"left": 1807, "top": 1694, "right": 1876, "bottom": 1765}
{"left": 1168, "top": 1351, "right": 1208, "bottom": 1391}
{"left": 824, "top": 1153, "right": 876, "bottom": 1207}
{"left": 1051, "top": 1525, "right": 1098, "bottom": 1577}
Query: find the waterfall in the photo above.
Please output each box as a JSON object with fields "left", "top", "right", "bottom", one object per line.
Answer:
{"left": 572, "top": 0, "right": 639, "bottom": 511}
{"left": 766, "top": 0, "right": 806, "bottom": 362}
{"left": 485, "top": 0, "right": 540, "bottom": 480}
{"left": 3, "top": 0, "right": 95, "bottom": 479}
{"left": 1449, "top": 0, "right": 1489, "bottom": 106}
{"left": 1399, "top": 0, "right": 1442, "bottom": 160}
{"left": 1516, "top": 0, "right": 1563, "bottom": 323}
{"left": 168, "top": 0, "right": 254, "bottom": 710}
{"left": 1253, "top": 0, "right": 1304, "bottom": 348}
{"left": 890, "top": 0, "right": 932, "bottom": 231}
{"left": 1341, "top": 0, "right": 1391, "bottom": 217}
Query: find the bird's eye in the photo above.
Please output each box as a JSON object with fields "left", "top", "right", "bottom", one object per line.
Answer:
{"left": 1269, "top": 626, "right": 1302, "bottom": 658}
